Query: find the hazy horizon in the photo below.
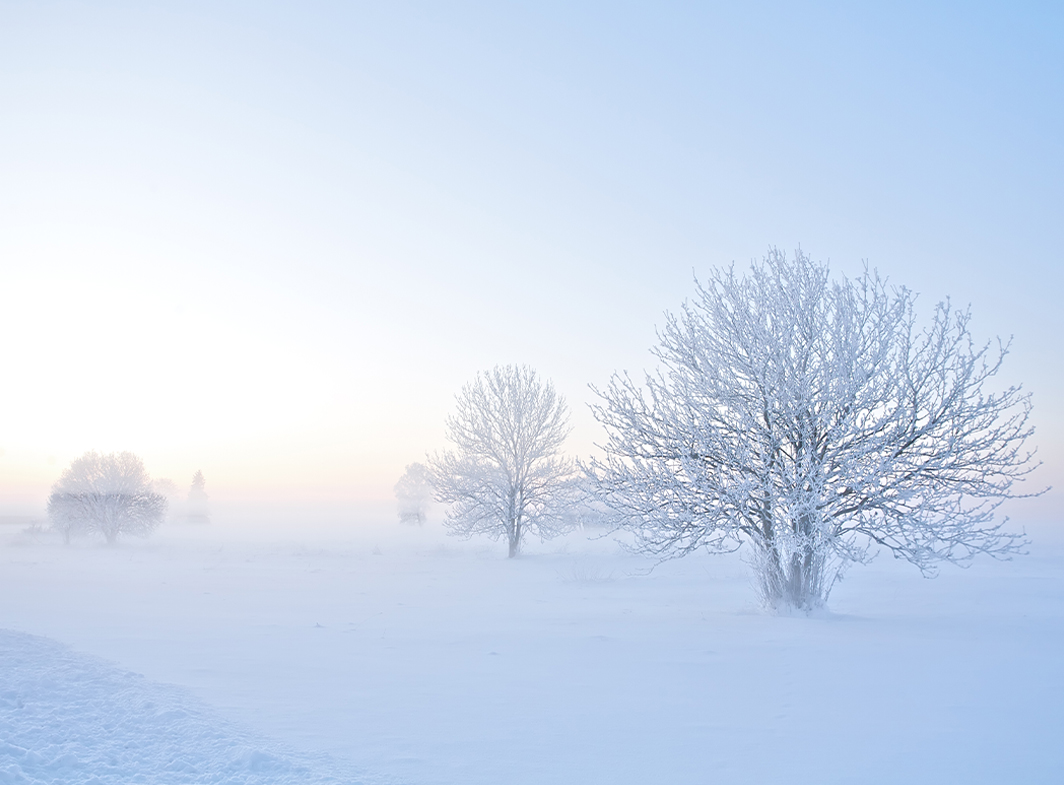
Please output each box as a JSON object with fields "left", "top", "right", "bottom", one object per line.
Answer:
{"left": 2, "top": 2, "right": 1061, "bottom": 518}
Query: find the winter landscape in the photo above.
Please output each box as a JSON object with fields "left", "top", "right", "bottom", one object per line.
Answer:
{"left": 3, "top": 3, "right": 1063, "bottom": 784}
{"left": 3, "top": 516, "right": 1063, "bottom": 785}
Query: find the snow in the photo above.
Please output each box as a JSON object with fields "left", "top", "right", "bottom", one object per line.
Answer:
{"left": 0, "top": 629, "right": 358, "bottom": 785}
{"left": 2, "top": 518, "right": 1062, "bottom": 784}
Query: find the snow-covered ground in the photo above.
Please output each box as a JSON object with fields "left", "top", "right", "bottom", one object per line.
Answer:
{"left": 2, "top": 517, "right": 1062, "bottom": 784}
{"left": 0, "top": 629, "right": 361, "bottom": 785}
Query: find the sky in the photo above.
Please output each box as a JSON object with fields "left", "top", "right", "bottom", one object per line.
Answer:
{"left": 1, "top": 1, "right": 1061, "bottom": 517}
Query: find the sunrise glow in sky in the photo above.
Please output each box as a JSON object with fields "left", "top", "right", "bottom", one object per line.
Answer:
{"left": 1, "top": 2, "right": 1061, "bottom": 517}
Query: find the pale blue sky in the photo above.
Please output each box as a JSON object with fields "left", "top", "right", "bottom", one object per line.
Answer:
{"left": 1, "top": 2, "right": 1060, "bottom": 513}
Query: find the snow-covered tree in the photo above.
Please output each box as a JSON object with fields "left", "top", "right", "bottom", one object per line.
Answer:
{"left": 394, "top": 462, "right": 433, "bottom": 525}
{"left": 47, "top": 451, "right": 167, "bottom": 544}
{"left": 429, "top": 365, "right": 576, "bottom": 557}
{"left": 586, "top": 249, "right": 1043, "bottom": 611}
{"left": 186, "top": 470, "right": 210, "bottom": 524}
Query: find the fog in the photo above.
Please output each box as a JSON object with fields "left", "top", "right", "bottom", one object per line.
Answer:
{"left": 4, "top": 514, "right": 1063, "bottom": 784}
{"left": 2, "top": 2, "right": 1063, "bottom": 508}
{"left": 2, "top": 2, "right": 1062, "bottom": 783}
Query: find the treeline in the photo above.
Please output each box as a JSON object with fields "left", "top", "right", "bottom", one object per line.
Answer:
{"left": 46, "top": 452, "right": 209, "bottom": 543}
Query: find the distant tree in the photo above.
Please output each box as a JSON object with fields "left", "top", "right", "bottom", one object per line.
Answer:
{"left": 47, "top": 451, "right": 167, "bottom": 544}
{"left": 586, "top": 249, "right": 1044, "bottom": 611}
{"left": 153, "top": 477, "right": 179, "bottom": 499}
{"left": 429, "top": 365, "right": 576, "bottom": 557}
{"left": 186, "top": 470, "right": 210, "bottom": 524}
{"left": 153, "top": 478, "right": 182, "bottom": 522}
{"left": 395, "top": 462, "right": 433, "bottom": 525}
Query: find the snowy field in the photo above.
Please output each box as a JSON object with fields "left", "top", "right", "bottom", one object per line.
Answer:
{"left": 2, "top": 516, "right": 1062, "bottom": 785}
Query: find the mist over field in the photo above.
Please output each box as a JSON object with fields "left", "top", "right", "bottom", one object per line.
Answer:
{"left": 3, "top": 515, "right": 1063, "bottom": 785}
{"left": 2, "top": 1, "right": 1063, "bottom": 783}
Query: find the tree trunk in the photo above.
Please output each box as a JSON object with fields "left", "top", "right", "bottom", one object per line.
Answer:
{"left": 756, "top": 536, "right": 826, "bottom": 612}
{"left": 508, "top": 517, "right": 521, "bottom": 558}
{"left": 786, "top": 548, "right": 815, "bottom": 609}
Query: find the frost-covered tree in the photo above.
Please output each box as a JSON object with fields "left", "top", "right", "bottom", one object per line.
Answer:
{"left": 586, "top": 249, "right": 1042, "bottom": 611}
{"left": 395, "top": 462, "right": 433, "bottom": 525}
{"left": 47, "top": 451, "right": 167, "bottom": 544}
{"left": 186, "top": 470, "right": 210, "bottom": 524}
{"left": 429, "top": 365, "right": 576, "bottom": 557}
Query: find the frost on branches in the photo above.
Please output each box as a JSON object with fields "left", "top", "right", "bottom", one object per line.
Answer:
{"left": 586, "top": 250, "right": 1043, "bottom": 611}
{"left": 47, "top": 451, "right": 168, "bottom": 544}
{"left": 429, "top": 365, "right": 576, "bottom": 557}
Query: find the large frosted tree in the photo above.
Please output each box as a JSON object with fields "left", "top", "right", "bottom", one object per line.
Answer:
{"left": 586, "top": 249, "right": 1042, "bottom": 610}
{"left": 429, "top": 365, "right": 575, "bottom": 557}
